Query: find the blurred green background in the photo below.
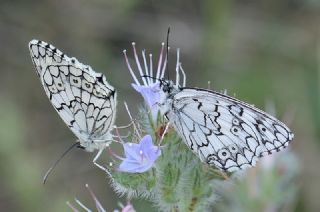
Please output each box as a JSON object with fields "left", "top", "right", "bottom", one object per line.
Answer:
{"left": 0, "top": 0, "right": 319, "bottom": 211}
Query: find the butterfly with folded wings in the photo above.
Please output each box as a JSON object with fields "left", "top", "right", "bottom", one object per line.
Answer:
{"left": 29, "top": 40, "right": 117, "bottom": 173}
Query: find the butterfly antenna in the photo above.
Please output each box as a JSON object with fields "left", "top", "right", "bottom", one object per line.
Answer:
{"left": 43, "top": 141, "right": 80, "bottom": 184}
{"left": 141, "top": 75, "right": 166, "bottom": 86}
{"left": 166, "top": 27, "right": 170, "bottom": 80}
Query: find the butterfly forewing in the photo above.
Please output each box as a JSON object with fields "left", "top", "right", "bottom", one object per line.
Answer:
{"left": 164, "top": 86, "right": 293, "bottom": 172}
{"left": 29, "top": 40, "right": 117, "bottom": 151}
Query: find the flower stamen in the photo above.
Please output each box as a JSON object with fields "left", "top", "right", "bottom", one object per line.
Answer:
{"left": 132, "top": 42, "right": 147, "bottom": 85}
{"left": 149, "top": 53, "right": 153, "bottom": 81}
{"left": 156, "top": 42, "right": 165, "bottom": 79}
{"left": 142, "top": 50, "right": 151, "bottom": 84}
{"left": 123, "top": 49, "right": 140, "bottom": 86}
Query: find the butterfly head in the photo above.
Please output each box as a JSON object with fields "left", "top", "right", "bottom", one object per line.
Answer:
{"left": 140, "top": 75, "right": 179, "bottom": 95}
{"left": 159, "top": 79, "right": 180, "bottom": 95}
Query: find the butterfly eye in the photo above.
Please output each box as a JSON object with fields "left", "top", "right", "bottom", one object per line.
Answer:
{"left": 218, "top": 149, "right": 231, "bottom": 160}
{"left": 163, "top": 85, "right": 169, "bottom": 92}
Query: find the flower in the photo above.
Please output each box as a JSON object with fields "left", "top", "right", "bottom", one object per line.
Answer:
{"left": 118, "top": 135, "right": 161, "bottom": 173}
{"left": 132, "top": 82, "right": 161, "bottom": 111}
{"left": 123, "top": 42, "right": 186, "bottom": 117}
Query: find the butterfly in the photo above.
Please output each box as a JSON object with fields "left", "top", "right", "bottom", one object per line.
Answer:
{"left": 158, "top": 80, "right": 294, "bottom": 172}
{"left": 28, "top": 40, "right": 117, "bottom": 175}
{"left": 125, "top": 42, "right": 294, "bottom": 172}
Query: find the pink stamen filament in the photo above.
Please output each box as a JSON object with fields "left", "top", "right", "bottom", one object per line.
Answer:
{"left": 156, "top": 43, "right": 165, "bottom": 79}
{"left": 85, "top": 184, "right": 105, "bottom": 211}
{"left": 160, "top": 46, "right": 169, "bottom": 79}
{"left": 149, "top": 54, "right": 153, "bottom": 82}
{"left": 123, "top": 49, "right": 140, "bottom": 86}
{"left": 66, "top": 202, "right": 79, "bottom": 212}
{"left": 108, "top": 146, "right": 125, "bottom": 160}
{"left": 132, "top": 42, "right": 147, "bottom": 85}
{"left": 124, "top": 101, "right": 141, "bottom": 139}
{"left": 142, "top": 50, "right": 151, "bottom": 85}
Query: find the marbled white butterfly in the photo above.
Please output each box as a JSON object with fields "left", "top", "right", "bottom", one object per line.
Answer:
{"left": 29, "top": 40, "right": 117, "bottom": 175}
{"left": 158, "top": 80, "right": 294, "bottom": 171}
{"left": 125, "top": 42, "right": 294, "bottom": 172}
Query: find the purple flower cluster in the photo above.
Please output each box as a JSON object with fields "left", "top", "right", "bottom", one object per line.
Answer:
{"left": 123, "top": 42, "right": 186, "bottom": 118}
{"left": 115, "top": 42, "right": 186, "bottom": 173}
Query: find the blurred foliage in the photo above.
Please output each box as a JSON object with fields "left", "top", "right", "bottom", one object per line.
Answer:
{"left": 0, "top": 0, "right": 319, "bottom": 211}
{"left": 216, "top": 151, "right": 300, "bottom": 212}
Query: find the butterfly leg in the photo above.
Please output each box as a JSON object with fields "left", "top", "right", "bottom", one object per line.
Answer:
{"left": 123, "top": 101, "right": 142, "bottom": 139}
{"left": 158, "top": 122, "right": 170, "bottom": 147}
{"left": 93, "top": 148, "right": 112, "bottom": 176}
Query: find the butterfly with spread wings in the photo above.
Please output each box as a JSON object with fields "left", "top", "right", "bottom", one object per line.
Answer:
{"left": 29, "top": 40, "right": 117, "bottom": 175}
{"left": 158, "top": 79, "right": 294, "bottom": 172}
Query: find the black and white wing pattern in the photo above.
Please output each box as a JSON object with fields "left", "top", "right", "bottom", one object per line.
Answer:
{"left": 160, "top": 83, "right": 294, "bottom": 172}
{"left": 29, "top": 40, "right": 117, "bottom": 152}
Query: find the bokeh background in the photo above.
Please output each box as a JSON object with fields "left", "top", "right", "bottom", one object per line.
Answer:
{"left": 0, "top": 0, "right": 319, "bottom": 211}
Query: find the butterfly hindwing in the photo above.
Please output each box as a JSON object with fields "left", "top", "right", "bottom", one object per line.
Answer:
{"left": 29, "top": 40, "right": 117, "bottom": 150}
{"left": 166, "top": 87, "right": 293, "bottom": 171}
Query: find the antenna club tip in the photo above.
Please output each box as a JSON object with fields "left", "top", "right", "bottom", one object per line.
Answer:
{"left": 149, "top": 54, "right": 152, "bottom": 57}
{"left": 132, "top": 42, "right": 136, "bottom": 46}
{"left": 161, "top": 42, "right": 165, "bottom": 46}
{"left": 123, "top": 49, "right": 127, "bottom": 53}
{"left": 85, "top": 183, "right": 89, "bottom": 188}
